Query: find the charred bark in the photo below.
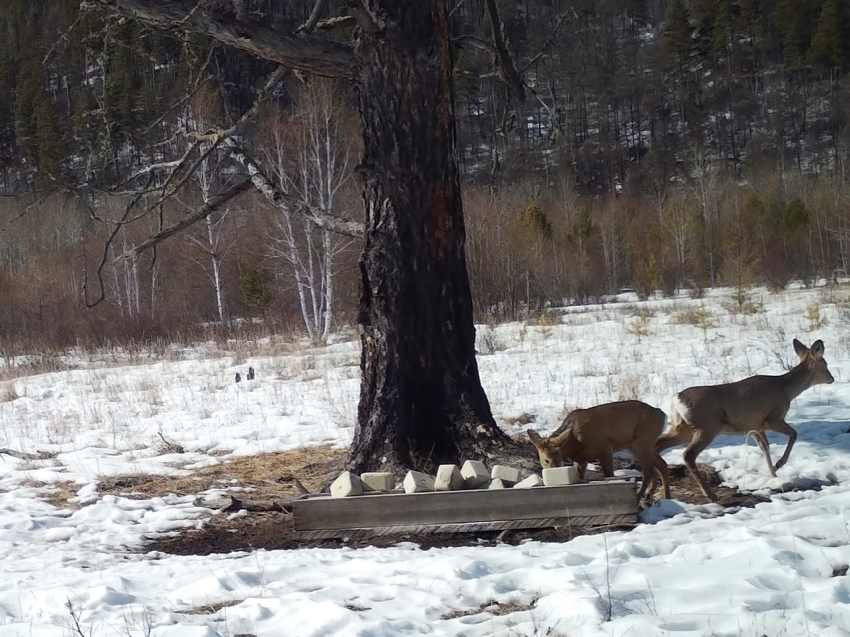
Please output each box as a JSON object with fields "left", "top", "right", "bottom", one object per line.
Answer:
{"left": 347, "top": 1, "right": 511, "bottom": 474}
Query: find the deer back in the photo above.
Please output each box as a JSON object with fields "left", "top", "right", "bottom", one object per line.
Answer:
{"left": 676, "top": 339, "right": 834, "bottom": 434}
{"left": 529, "top": 400, "right": 665, "bottom": 466}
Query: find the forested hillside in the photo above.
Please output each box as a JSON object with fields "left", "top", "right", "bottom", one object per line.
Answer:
{"left": 1, "top": 0, "right": 849, "bottom": 350}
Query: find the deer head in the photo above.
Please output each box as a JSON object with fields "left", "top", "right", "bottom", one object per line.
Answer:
{"left": 527, "top": 429, "right": 564, "bottom": 468}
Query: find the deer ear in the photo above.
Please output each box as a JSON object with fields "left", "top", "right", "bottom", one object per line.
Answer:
{"left": 527, "top": 429, "right": 544, "bottom": 448}
{"left": 792, "top": 339, "right": 809, "bottom": 358}
{"left": 811, "top": 340, "right": 825, "bottom": 358}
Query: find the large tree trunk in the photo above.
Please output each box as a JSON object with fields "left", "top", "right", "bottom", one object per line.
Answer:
{"left": 86, "top": 0, "right": 515, "bottom": 474}
{"left": 347, "top": 0, "right": 511, "bottom": 474}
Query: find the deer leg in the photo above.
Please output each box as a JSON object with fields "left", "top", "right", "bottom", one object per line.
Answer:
{"left": 574, "top": 461, "right": 587, "bottom": 480}
{"left": 645, "top": 462, "right": 659, "bottom": 503}
{"left": 751, "top": 431, "right": 776, "bottom": 478}
{"left": 634, "top": 445, "right": 666, "bottom": 503}
{"left": 767, "top": 420, "right": 797, "bottom": 471}
{"left": 654, "top": 452, "right": 671, "bottom": 500}
{"left": 655, "top": 423, "right": 693, "bottom": 453}
{"left": 683, "top": 429, "right": 718, "bottom": 502}
{"left": 598, "top": 448, "right": 615, "bottom": 478}
{"left": 635, "top": 456, "right": 655, "bottom": 504}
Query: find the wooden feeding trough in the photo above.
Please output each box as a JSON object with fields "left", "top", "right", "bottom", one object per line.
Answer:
{"left": 292, "top": 479, "right": 637, "bottom": 540}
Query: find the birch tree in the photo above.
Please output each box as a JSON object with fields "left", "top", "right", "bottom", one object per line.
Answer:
{"left": 258, "top": 81, "right": 356, "bottom": 344}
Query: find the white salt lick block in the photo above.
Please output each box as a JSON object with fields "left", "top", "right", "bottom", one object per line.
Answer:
{"left": 542, "top": 465, "right": 578, "bottom": 487}
{"left": 403, "top": 470, "right": 436, "bottom": 493}
{"left": 330, "top": 471, "right": 363, "bottom": 497}
{"left": 460, "top": 460, "right": 489, "bottom": 489}
{"left": 513, "top": 474, "right": 543, "bottom": 489}
{"left": 435, "top": 464, "right": 464, "bottom": 491}
{"left": 490, "top": 464, "right": 521, "bottom": 486}
{"left": 360, "top": 472, "right": 395, "bottom": 492}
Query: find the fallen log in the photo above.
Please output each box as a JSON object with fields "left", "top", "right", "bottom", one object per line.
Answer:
{"left": 201, "top": 494, "right": 305, "bottom": 514}
{"left": 0, "top": 448, "right": 57, "bottom": 461}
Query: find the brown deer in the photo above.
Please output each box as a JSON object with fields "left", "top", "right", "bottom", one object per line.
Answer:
{"left": 656, "top": 339, "right": 834, "bottom": 502}
{"left": 527, "top": 400, "right": 671, "bottom": 503}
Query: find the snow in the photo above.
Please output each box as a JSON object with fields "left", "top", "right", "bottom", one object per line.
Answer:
{"left": 2, "top": 285, "right": 850, "bottom": 636}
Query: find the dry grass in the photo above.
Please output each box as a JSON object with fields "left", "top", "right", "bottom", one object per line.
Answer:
{"left": 21, "top": 480, "right": 80, "bottom": 509}
{"left": 98, "top": 445, "right": 347, "bottom": 501}
{"left": 182, "top": 599, "right": 245, "bottom": 615}
{"left": 441, "top": 597, "right": 539, "bottom": 620}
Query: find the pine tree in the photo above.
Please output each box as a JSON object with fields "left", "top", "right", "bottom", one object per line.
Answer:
{"left": 774, "top": 0, "right": 822, "bottom": 72}
{"left": 105, "top": 22, "right": 143, "bottom": 129}
{"left": 664, "top": 0, "right": 701, "bottom": 126}
{"left": 33, "top": 93, "right": 66, "bottom": 180}
{"left": 809, "top": 0, "right": 850, "bottom": 77}
{"left": 518, "top": 202, "right": 553, "bottom": 240}
{"left": 239, "top": 265, "right": 272, "bottom": 317}
{"left": 664, "top": 0, "right": 694, "bottom": 72}
{"left": 13, "top": 58, "right": 41, "bottom": 163}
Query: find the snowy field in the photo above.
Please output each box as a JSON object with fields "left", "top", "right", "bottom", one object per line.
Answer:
{"left": 1, "top": 284, "right": 850, "bottom": 637}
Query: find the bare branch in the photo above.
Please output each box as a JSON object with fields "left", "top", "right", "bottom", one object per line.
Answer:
{"left": 124, "top": 178, "right": 252, "bottom": 258}
{"left": 347, "top": 0, "right": 385, "bottom": 35}
{"left": 84, "top": 0, "right": 358, "bottom": 78}
{"left": 453, "top": 34, "right": 496, "bottom": 55}
{"left": 142, "top": 46, "right": 219, "bottom": 136}
{"left": 519, "top": 12, "right": 569, "bottom": 75}
{"left": 484, "top": 0, "right": 524, "bottom": 102}
{"left": 81, "top": 59, "right": 290, "bottom": 310}
{"left": 116, "top": 64, "right": 288, "bottom": 217}
{"left": 226, "top": 141, "right": 364, "bottom": 238}
{"left": 449, "top": 0, "right": 467, "bottom": 17}
{"left": 0, "top": 189, "right": 65, "bottom": 231}
{"left": 526, "top": 82, "right": 567, "bottom": 142}
{"left": 84, "top": 226, "right": 120, "bottom": 308}
{"left": 301, "top": 0, "right": 329, "bottom": 34}
{"left": 145, "top": 63, "right": 289, "bottom": 202}
{"left": 315, "top": 15, "right": 356, "bottom": 31}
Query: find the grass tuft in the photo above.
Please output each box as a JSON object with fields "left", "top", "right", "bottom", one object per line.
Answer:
{"left": 97, "top": 446, "right": 347, "bottom": 502}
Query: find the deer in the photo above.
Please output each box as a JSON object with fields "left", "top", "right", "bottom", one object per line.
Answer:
{"left": 527, "top": 400, "right": 671, "bottom": 504}
{"left": 656, "top": 339, "right": 834, "bottom": 502}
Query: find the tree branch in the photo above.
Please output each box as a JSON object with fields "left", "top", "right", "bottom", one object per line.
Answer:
{"left": 84, "top": 0, "right": 358, "bottom": 78}
{"left": 484, "top": 0, "right": 525, "bottom": 102}
{"left": 347, "top": 0, "right": 385, "bottom": 35}
{"left": 300, "top": 0, "right": 329, "bottom": 33}
{"left": 226, "top": 141, "right": 365, "bottom": 238}
{"left": 123, "top": 178, "right": 252, "bottom": 258}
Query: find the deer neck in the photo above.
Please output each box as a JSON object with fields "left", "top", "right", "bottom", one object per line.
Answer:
{"left": 556, "top": 431, "right": 581, "bottom": 459}
{"left": 778, "top": 361, "right": 816, "bottom": 401}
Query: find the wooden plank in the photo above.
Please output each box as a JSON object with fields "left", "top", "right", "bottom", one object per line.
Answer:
{"left": 293, "top": 513, "right": 636, "bottom": 540}
{"left": 292, "top": 481, "right": 636, "bottom": 533}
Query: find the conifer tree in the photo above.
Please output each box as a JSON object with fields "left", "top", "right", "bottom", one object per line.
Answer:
{"left": 664, "top": 0, "right": 699, "bottom": 126}
{"left": 809, "top": 0, "right": 850, "bottom": 78}
{"left": 774, "top": 0, "right": 821, "bottom": 72}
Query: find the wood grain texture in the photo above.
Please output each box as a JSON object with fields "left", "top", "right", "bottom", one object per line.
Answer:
{"left": 292, "top": 481, "right": 636, "bottom": 534}
{"left": 293, "top": 514, "right": 636, "bottom": 540}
